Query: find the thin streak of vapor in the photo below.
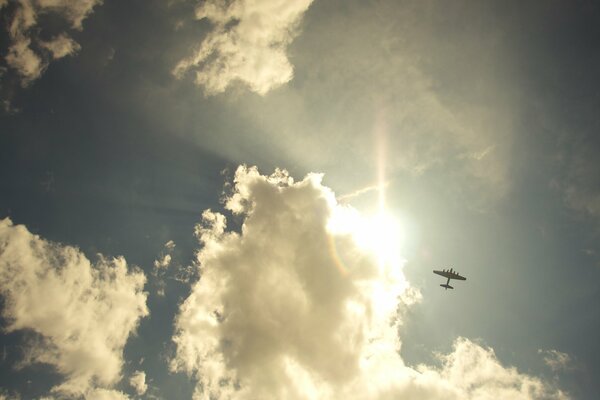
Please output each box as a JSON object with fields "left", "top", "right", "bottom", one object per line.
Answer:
{"left": 337, "top": 182, "right": 390, "bottom": 203}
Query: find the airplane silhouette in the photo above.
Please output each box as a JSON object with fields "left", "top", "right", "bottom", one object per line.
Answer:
{"left": 433, "top": 268, "right": 466, "bottom": 290}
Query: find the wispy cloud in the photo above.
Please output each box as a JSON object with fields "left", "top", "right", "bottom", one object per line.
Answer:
{"left": 1, "top": 0, "right": 101, "bottom": 85}
{"left": 170, "top": 166, "right": 566, "bottom": 399}
{"left": 0, "top": 218, "right": 148, "bottom": 397}
{"left": 151, "top": 239, "right": 197, "bottom": 297}
{"left": 40, "top": 33, "right": 82, "bottom": 60}
{"left": 0, "top": 388, "right": 20, "bottom": 400}
{"left": 337, "top": 182, "right": 389, "bottom": 203}
{"left": 173, "top": 0, "right": 314, "bottom": 95}
{"left": 539, "top": 349, "right": 573, "bottom": 373}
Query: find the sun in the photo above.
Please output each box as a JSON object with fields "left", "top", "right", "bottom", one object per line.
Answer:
{"left": 355, "top": 211, "right": 403, "bottom": 267}
{"left": 327, "top": 207, "right": 404, "bottom": 269}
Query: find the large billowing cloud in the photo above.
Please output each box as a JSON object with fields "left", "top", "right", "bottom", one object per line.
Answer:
{"left": 0, "top": 218, "right": 148, "bottom": 397}
{"left": 2, "top": 0, "right": 101, "bottom": 85}
{"left": 171, "top": 166, "right": 566, "bottom": 400}
{"left": 174, "top": 0, "right": 314, "bottom": 95}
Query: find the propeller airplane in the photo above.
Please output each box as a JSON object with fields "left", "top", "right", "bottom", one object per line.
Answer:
{"left": 433, "top": 268, "right": 466, "bottom": 290}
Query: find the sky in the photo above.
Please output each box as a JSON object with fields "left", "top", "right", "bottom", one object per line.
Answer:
{"left": 0, "top": 0, "right": 599, "bottom": 399}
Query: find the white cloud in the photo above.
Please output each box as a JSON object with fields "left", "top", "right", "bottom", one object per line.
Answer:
{"left": 36, "top": 0, "right": 102, "bottom": 29}
{"left": 2, "top": 0, "right": 101, "bottom": 85}
{"left": 171, "top": 166, "right": 566, "bottom": 400}
{"left": 154, "top": 254, "right": 172, "bottom": 270}
{"left": 174, "top": 0, "right": 315, "bottom": 95}
{"left": 164, "top": 239, "right": 176, "bottom": 251}
{"left": 86, "top": 388, "right": 130, "bottom": 400}
{"left": 0, "top": 218, "right": 148, "bottom": 397}
{"left": 129, "top": 370, "right": 148, "bottom": 396}
{"left": 40, "top": 34, "right": 82, "bottom": 59}
{"left": 154, "top": 240, "right": 176, "bottom": 270}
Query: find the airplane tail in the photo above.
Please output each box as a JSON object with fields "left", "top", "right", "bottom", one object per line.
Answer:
{"left": 440, "top": 284, "right": 454, "bottom": 290}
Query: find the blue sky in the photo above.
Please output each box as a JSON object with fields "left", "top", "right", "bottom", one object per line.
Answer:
{"left": 1, "top": 1, "right": 599, "bottom": 399}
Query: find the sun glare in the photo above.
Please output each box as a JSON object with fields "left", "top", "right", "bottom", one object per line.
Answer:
{"left": 355, "top": 212, "right": 402, "bottom": 265}
{"left": 327, "top": 208, "right": 404, "bottom": 269}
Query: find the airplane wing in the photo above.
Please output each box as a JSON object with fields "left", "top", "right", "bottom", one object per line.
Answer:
{"left": 451, "top": 272, "right": 466, "bottom": 280}
{"left": 433, "top": 270, "right": 467, "bottom": 281}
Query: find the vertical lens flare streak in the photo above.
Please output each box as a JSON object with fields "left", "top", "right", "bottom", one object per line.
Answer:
{"left": 373, "top": 110, "right": 399, "bottom": 271}
{"left": 376, "top": 110, "right": 387, "bottom": 216}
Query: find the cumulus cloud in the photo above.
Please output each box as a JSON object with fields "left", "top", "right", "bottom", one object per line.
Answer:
{"left": 173, "top": 0, "right": 314, "bottom": 95}
{"left": 171, "top": 166, "right": 566, "bottom": 400}
{"left": 0, "top": 218, "right": 148, "bottom": 397}
{"left": 1, "top": 0, "right": 101, "bottom": 85}
{"left": 129, "top": 370, "right": 148, "bottom": 395}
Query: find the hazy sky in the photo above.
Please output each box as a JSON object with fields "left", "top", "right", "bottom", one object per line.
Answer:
{"left": 1, "top": 1, "right": 599, "bottom": 399}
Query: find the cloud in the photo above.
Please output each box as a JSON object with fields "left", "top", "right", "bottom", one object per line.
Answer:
{"left": 129, "top": 370, "right": 148, "bottom": 395}
{"left": 538, "top": 349, "right": 573, "bottom": 373}
{"left": 164, "top": 239, "right": 176, "bottom": 251}
{"left": 85, "top": 388, "right": 130, "bottom": 400}
{"left": 5, "top": 37, "right": 46, "bottom": 84}
{"left": 0, "top": 389, "right": 20, "bottom": 400}
{"left": 152, "top": 239, "right": 190, "bottom": 297}
{"left": 0, "top": 218, "right": 148, "bottom": 397}
{"left": 39, "top": 389, "right": 131, "bottom": 400}
{"left": 153, "top": 240, "right": 175, "bottom": 270}
{"left": 1, "top": 0, "right": 101, "bottom": 85}
{"left": 154, "top": 254, "right": 172, "bottom": 270}
{"left": 40, "top": 34, "right": 82, "bottom": 59}
{"left": 173, "top": 0, "right": 315, "bottom": 95}
{"left": 36, "top": 0, "right": 102, "bottom": 29}
{"left": 170, "top": 166, "right": 566, "bottom": 399}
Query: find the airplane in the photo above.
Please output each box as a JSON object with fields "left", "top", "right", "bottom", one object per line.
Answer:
{"left": 433, "top": 268, "right": 466, "bottom": 290}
